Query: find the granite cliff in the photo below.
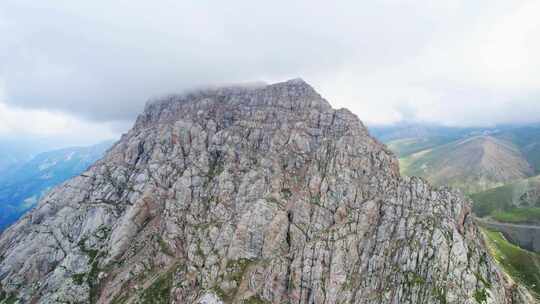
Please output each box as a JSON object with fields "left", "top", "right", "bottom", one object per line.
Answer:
{"left": 0, "top": 79, "right": 533, "bottom": 303}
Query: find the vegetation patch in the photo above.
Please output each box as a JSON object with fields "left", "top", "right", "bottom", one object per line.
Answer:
{"left": 242, "top": 295, "right": 269, "bottom": 304}
{"left": 72, "top": 272, "right": 86, "bottom": 285}
{"left": 473, "top": 272, "right": 491, "bottom": 289}
{"left": 207, "top": 156, "right": 224, "bottom": 180}
{"left": 470, "top": 175, "right": 540, "bottom": 218}
{"left": 140, "top": 271, "right": 173, "bottom": 304}
{"left": 310, "top": 194, "right": 322, "bottom": 207}
{"left": 157, "top": 235, "right": 174, "bottom": 257}
{"left": 77, "top": 237, "right": 108, "bottom": 303}
{"left": 215, "top": 258, "right": 255, "bottom": 302}
{"left": 432, "top": 285, "right": 447, "bottom": 304}
{"left": 470, "top": 185, "right": 517, "bottom": 217}
{"left": 94, "top": 226, "right": 112, "bottom": 241}
{"left": 226, "top": 258, "right": 253, "bottom": 285}
{"left": 110, "top": 293, "right": 129, "bottom": 304}
{"left": 0, "top": 284, "right": 18, "bottom": 304}
{"left": 473, "top": 288, "right": 488, "bottom": 303}
{"left": 281, "top": 188, "right": 292, "bottom": 199}
{"left": 404, "top": 271, "right": 426, "bottom": 287}
{"left": 491, "top": 208, "right": 540, "bottom": 224}
{"left": 482, "top": 228, "right": 540, "bottom": 299}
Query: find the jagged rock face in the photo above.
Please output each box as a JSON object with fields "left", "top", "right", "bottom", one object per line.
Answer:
{"left": 0, "top": 79, "right": 534, "bottom": 303}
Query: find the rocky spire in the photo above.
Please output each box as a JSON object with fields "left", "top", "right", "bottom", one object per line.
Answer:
{"left": 0, "top": 80, "right": 534, "bottom": 303}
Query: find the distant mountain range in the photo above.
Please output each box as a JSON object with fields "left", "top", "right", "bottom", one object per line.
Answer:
{"left": 0, "top": 141, "right": 114, "bottom": 230}
{"left": 0, "top": 137, "right": 95, "bottom": 175}
{"left": 371, "top": 124, "right": 540, "bottom": 194}
{"left": 0, "top": 139, "right": 41, "bottom": 174}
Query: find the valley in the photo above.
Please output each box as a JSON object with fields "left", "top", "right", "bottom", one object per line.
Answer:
{"left": 0, "top": 141, "right": 113, "bottom": 230}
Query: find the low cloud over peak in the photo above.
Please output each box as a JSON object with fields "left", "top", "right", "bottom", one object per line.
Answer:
{"left": 1, "top": 0, "right": 539, "bottom": 137}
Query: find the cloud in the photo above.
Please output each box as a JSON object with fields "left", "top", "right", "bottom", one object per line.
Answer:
{"left": 0, "top": 101, "right": 119, "bottom": 145}
{"left": 0, "top": 0, "right": 539, "bottom": 129}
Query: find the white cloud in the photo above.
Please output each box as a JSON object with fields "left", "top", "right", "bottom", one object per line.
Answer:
{"left": 313, "top": 0, "right": 540, "bottom": 126}
{"left": 0, "top": 0, "right": 539, "bottom": 130}
{"left": 0, "top": 102, "right": 118, "bottom": 144}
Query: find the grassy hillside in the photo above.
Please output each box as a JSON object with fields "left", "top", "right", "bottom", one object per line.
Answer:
{"left": 491, "top": 208, "right": 540, "bottom": 224}
{"left": 494, "top": 126, "right": 540, "bottom": 173}
{"left": 399, "top": 136, "right": 533, "bottom": 194}
{"left": 482, "top": 228, "right": 540, "bottom": 298}
{"left": 470, "top": 175, "right": 540, "bottom": 217}
{"left": 386, "top": 136, "right": 460, "bottom": 157}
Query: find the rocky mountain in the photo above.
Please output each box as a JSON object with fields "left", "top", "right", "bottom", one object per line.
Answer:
{"left": 399, "top": 135, "right": 534, "bottom": 194}
{"left": 0, "top": 141, "right": 114, "bottom": 231}
{"left": 0, "top": 79, "right": 533, "bottom": 303}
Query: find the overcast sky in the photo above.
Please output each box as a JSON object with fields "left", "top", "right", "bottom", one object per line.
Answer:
{"left": 1, "top": 0, "right": 540, "bottom": 146}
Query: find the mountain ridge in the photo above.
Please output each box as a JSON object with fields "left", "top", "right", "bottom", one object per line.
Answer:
{"left": 0, "top": 80, "right": 533, "bottom": 303}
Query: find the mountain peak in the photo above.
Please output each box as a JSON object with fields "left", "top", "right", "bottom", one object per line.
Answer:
{"left": 267, "top": 77, "right": 321, "bottom": 98}
{"left": 136, "top": 79, "right": 331, "bottom": 129}
{"left": 279, "top": 77, "right": 311, "bottom": 88}
{"left": 0, "top": 80, "right": 533, "bottom": 303}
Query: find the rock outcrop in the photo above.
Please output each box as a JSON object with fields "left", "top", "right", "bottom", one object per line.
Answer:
{"left": 0, "top": 79, "right": 534, "bottom": 303}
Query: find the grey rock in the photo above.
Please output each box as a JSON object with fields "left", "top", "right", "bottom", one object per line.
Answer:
{"left": 0, "top": 79, "right": 534, "bottom": 303}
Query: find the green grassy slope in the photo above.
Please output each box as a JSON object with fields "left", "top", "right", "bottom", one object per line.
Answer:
{"left": 482, "top": 228, "right": 540, "bottom": 298}
{"left": 470, "top": 175, "right": 540, "bottom": 217}
{"left": 491, "top": 208, "right": 540, "bottom": 224}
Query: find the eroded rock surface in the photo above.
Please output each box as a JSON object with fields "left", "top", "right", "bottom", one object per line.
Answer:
{"left": 0, "top": 79, "right": 534, "bottom": 303}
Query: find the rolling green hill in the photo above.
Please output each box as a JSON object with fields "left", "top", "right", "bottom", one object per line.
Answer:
{"left": 482, "top": 228, "right": 540, "bottom": 299}
{"left": 470, "top": 175, "right": 540, "bottom": 218}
